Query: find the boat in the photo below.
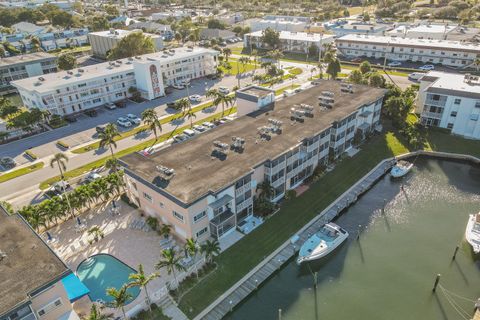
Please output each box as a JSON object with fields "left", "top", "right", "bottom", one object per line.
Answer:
{"left": 297, "top": 223, "right": 349, "bottom": 265}
{"left": 390, "top": 160, "right": 414, "bottom": 178}
{"left": 465, "top": 213, "right": 480, "bottom": 254}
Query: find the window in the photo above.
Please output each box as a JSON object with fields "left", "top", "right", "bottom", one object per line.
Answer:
{"left": 447, "top": 123, "right": 454, "bottom": 129}
{"left": 196, "top": 227, "right": 208, "bottom": 238}
{"left": 143, "top": 192, "right": 152, "bottom": 202}
{"left": 37, "top": 298, "right": 63, "bottom": 317}
{"left": 475, "top": 101, "right": 480, "bottom": 108}
{"left": 159, "top": 202, "right": 164, "bottom": 208}
{"left": 454, "top": 98, "right": 461, "bottom": 105}
{"left": 450, "top": 111, "right": 457, "bottom": 117}
{"left": 173, "top": 211, "right": 184, "bottom": 222}
{"left": 193, "top": 211, "right": 206, "bottom": 223}
{"left": 470, "top": 114, "right": 479, "bottom": 121}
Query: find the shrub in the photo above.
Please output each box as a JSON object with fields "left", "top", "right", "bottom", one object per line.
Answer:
{"left": 121, "top": 193, "right": 139, "bottom": 209}
{"left": 24, "top": 150, "right": 38, "bottom": 160}
{"left": 146, "top": 216, "right": 158, "bottom": 230}
{"left": 285, "top": 189, "right": 297, "bottom": 200}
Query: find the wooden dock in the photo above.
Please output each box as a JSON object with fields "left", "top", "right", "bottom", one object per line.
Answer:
{"left": 194, "top": 158, "right": 396, "bottom": 320}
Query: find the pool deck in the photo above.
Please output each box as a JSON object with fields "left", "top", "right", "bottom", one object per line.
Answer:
{"left": 194, "top": 157, "right": 396, "bottom": 320}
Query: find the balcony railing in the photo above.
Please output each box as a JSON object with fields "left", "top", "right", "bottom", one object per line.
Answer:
{"left": 421, "top": 111, "right": 443, "bottom": 119}
{"left": 236, "top": 197, "right": 253, "bottom": 212}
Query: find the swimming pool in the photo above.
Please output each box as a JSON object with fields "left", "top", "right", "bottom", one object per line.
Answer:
{"left": 76, "top": 254, "right": 140, "bottom": 304}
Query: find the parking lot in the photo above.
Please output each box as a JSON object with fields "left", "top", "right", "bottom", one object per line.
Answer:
{"left": 343, "top": 56, "right": 467, "bottom": 73}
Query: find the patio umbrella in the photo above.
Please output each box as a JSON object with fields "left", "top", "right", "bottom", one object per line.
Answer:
{"left": 46, "top": 231, "right": 52, "bottom": 241}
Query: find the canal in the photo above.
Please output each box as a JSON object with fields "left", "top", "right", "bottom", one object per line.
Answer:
{"left": 227, "top": 158, "right": 480, "bottom": 320}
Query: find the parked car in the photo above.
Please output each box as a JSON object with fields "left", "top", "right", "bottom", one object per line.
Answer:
{"left": 172, "top": 83, "right": 185, "bottom": 89}
{"left": 167, "top": 102, "right": 176, "bottom": 108}
{"left": 0, "top": 157, "right": 16, "bottom": 169}
{"left": 387, "top": 61, "right": 402, "bottom": 67}
{"left": 173, "top": 133, "right": 189, "bottom": 143}
{"left": 202, "top": 121, "right": 215, "bottom": 129}
{"left": 52, "top": 181, "right": 70, "bottom": 194}
{"left": 408, "top": 72, "right": 424, "bottom": 81}
{"left": 419, "top": 64, "right": 435, "bottom": 71}
{"left": 192, "top": 124, "right": 207, "bottom": 133}
{"left": 85, "top": 172, "right": 101, "bottom": 183}
{"left": 104, "top": 102, "right": 116, "bottom": 110}
{"left": 207, "top": 74, "right": 219, "bottom": 80}
{"left": 351, "top": 57, "right": 363, "bottom": 63}
{"left": 117, "top": 117, "right": 132, "bottom": 127}
{"left": 115, "top": 100, "right": 127, "bottom": 108}
{"left": 85, "top": 109, "right": 98, "bottom": 117}
{"left": 96, "top": 125, "right": 106, "bottom": 134}
{"left": 64, "top": 115, "right": 77, "bottom": 123}
{"left": 126, "top": 114, "right": 141, "bottom": 125}
{"left": 218, "top": 86, "right": 230, "bottom": 94}
{"left": 183, "top": 129, "right": 196, "bottom": 137}
{"left": 189, "top": 95, "right": 202, "bottom": 102}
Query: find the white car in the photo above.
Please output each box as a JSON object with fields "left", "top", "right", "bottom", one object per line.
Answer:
{"left": 172, "top": 83, "right": 185, "bottom": 89}
{"left": 104, "top": 102, "right": 116, "bottom": 110}
{"left": 408, "top": 72, "right": 424, "bottom": 81}
{"left": 173, "top": 134, "right": 189, "bottom": 143}
{"left": 183, "top": 129, "right": 196, "bottom": 137}
{"left": 419, "top": 64, "right": 435, "bottom": 71}
{"left": 192, "top": 124, "right": 207, "bottom": 133}
{"left": 117, "top": 117, "right": 132, "bottom": 127}
{"left": 387, "top": 61, "right": 402, "bottom": 67}
{"left": 202, "top": 121, "right": 215, "bottom": 129}
{"left": 126, "top": 114, "right": 141, "bottom": 125}
{"left": 85, "top": 172, "right": 101, "bottom": 183}
{"left": 218, "top": 86, "right": 230, "bottom": 94}
{"left": 189, "top": 95, "right": 202, "bottom": 102}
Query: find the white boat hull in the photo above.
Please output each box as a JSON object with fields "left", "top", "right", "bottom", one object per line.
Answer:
{"left": 390, "top": 161, "right": 413, "bottom": 178}
{"left": 466, "top": 213, "right": 480, "bottom": 254}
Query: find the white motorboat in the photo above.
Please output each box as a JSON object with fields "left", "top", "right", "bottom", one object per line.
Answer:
{"left": 466, "top": 213, "right": 480, "bottom": 254}
{"left": 390, "top": 160, "right": 413, "bottom": 178}
{"left": 297, "top": 223, "right": 349, "bottom": 265}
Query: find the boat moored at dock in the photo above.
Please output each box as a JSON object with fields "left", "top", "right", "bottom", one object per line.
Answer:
{"left": 390, "top": 160, "right": 414, "bottom": 178}
{"left": 466, "top": 212, "right": 480, "bottom": 254}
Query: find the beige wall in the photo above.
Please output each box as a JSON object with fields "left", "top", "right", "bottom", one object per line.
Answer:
{"left": 30, "top": 281, "right": 73, "bottom": 320}
{"left": 237, "top": 99, "right": 259, "bottom": 117}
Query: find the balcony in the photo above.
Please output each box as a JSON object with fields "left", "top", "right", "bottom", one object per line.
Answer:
{"left": 209, "top": 209, "right": 236, "bottom": 239}
{"left": 236, "top": 197, "right": 253, "bottom": 212}
{"left": 235, "top": 182, "right": 251, "bottom": 195}
{"left": 421, "top": 111, "right": 443, "bottom": 119}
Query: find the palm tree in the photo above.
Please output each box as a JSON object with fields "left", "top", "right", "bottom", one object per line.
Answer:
{"left": 257, "top": 180, "right": 274, "bottom": 200}
{"left": 268, "top": 49, "right": 283, "bottom": 67}
{"left": 98, "top": 123, "right": 121, "bottom": 158}
{"left": 158, "top": 224, "right": 172, "bottom": 239}
{"left": 183, "top": 108, "right": 196, "bottom": 127}
{"left": 200, "top": 239, "right": 220, "bottom": 264}
{"left": 50, "top": 152, "right": 68, "bottom": 180}
{"left": 206, "top": 89, "right": 235, "bottom": 116}
{"left": 29, "top": 35, "right": 43, "bottom": 52}
{"left": 86, "top": 304, "right": 113, "bottom": 320}
{"left": 141, "top": 108, "right": 162, "bottom": 140}
{"left": 128, "top": 264, "right": 159, "bottom": 311}
{"left": 474, "top": 58, "right": 480, "bottom": 72}
{"left": 155, "top": 248, "right": 186, "bottom": 289}
{"left": 175, "top": 98, "right": 190, "bottom": 115}
{"left": 251, "top": 49, "right": 258, "bottom": 69}
{"left": 222, "top": 47, "right": 232, "bottom": 61}
{"left": 185, "top": 238, "right": 199, "bottom": 277}
{"left": 310, "top": 67, "right": 317, "bottom": 80}
{"left": 106, "top": 286, "right": 132, "bottom": 320}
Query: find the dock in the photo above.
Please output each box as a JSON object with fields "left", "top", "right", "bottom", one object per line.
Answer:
{"left": 194, "top": 158, "right": 396, "bottom": 320}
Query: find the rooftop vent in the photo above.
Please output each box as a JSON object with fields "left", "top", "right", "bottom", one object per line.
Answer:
{"left": 78, "top": 68, "right": 84, "bottom": 73}
{"left": 156, "top": 165, "right": 175, "bottom": 180}
{"left": 464, "top": 73, "right": 480, "bottom": 84}
{"left": 290, "top": 108, "right": 306, "bottom": 122}
{"left": 231, "top": 136, "right": 245, "bottom": 152}
{"left": 257, "top": 126, "right": 272, "bottom": 140}
{"left": 67, "top": 71, "right": 73, "bottom": 75}
{"left": 38, "top": 76, "right": 45, "bottom": 81}
{"left": 319, "top": 91, "right": 335, "bottom": 109}
{"left": 299, "top": 104, "right": 314, "bottom": 117}
{"left": 267, "top": 118, "right": 283, "bottom": 133}
{"left": 212, "top": 140, "right": 229, "bottom": 158}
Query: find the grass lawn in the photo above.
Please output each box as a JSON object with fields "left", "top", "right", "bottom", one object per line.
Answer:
{"left": 177, "top": 127, "right": 480, "bottom": 318}
{"left": 5, "top": 93, "right": 23, "bottom": 107}
{"left": 0, "top": 162, "right": 44, "bottom": 183}
{"left": 39, "top": 108, "right": 237, "bottom": 189}
{"left": 220, "top": 60, "right": 257, "bottom": 75}
{"left": 288, "top": 67, "right": 303, "bottom": 76}
{"left": 274, "top": 84, "right": 300, "bottom": 96}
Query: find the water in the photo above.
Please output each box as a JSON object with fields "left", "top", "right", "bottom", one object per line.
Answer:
{"left": 227, "top": 158, "right": 480, "bottom": 320}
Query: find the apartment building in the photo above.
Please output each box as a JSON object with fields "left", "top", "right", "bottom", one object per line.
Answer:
{"left": 250, "top": 15, "right": 311, "bottom": 32}
{"left": 0, "top": 52, "right": 57, "bottom": 95}
{"left": 326, "top": 21, "right": 390, "bottom": 37}
{"left": 88, "top": 29, "right": 163, "bottom": 58}
{"left": 11, "top": 47, "right": 219, "bottom": 115}
{"left": 387, "top": 23, "right": 458, "bottom": 40}
{"left": 119, "top": 81, "right": 385, "bottom": 244}
{"left": 0, "top": 206, "right": 88, "bottom": 320}
{"left": 417, "top": 71, "right": 480, "bottom": 139}
{"left": 244, "top": 31, "right": 335, "bottom": 54}
{"left": 336, "top": 34, "right": 480, "bottom": 68}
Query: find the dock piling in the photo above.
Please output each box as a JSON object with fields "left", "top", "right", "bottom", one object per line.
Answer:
{"left": 278, "top": 308, "right": 282, "bottom": 320}
{"left": 452, "top": 246, "right": 459, "bottom": 260}
{"left": 432, "top": 274, "right": 441, "bottom": 292}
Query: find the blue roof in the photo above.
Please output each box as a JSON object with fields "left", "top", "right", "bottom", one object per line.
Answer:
{"left": 61, "top": 274, "right": 90, "bottom": 303}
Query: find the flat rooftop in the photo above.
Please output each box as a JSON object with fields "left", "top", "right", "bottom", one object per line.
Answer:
{"left": 121, "top": 81, "right": 385, "bottom": 204}
{"left": 11, "top": 47, "right": 219, "bottom": 93}
{"left": 0, "top": 207, "right": 69, "bottom": 315}
{"left": 88, "top": 29, "right": 161, "bottom": 39}
{"left": 0, "top": 52, "right": 56, "bottom": 67}
{"left": 238, "top": 86, "right": 273, "bottom": 98}
{"left": 248, "top": 30, "right": 335, "bottom": 42}
{"left": 421, "top": 71, "right": 480, "bottom": 99}
{"left": 337, "top": 34, "right": 480, "bottom": 52}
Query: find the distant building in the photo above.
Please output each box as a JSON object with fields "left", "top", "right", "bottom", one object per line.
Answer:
{"left": 250, "top": 15, "right": 311, "bottom": 32}
{"left": 244, "top": 30, "right": 335, "bottom": 54}
{"left": 387, "top": 23, "right": 458, "bottom": 40}
{"left": 336, "top": 34, "right": 480, "bottom": 68}
{"left": 0, "top": 0, "right": 72, "bottom": 9}
{"left": 109, "top": 16, "right": 139, "bottom": 27}
{"left": 151, "top": 10, "right": 190, "bottom": 21}
{"left": 417, "top": 71, "right": 480, "bottom": 139}
{"left": 199, "top": 28, "right": 236, "bottom": 41}
{"left": 88, "top": 29, "right": 163, "bottom": 58}
{"left": 218, "top": 13, "right": 244, "bottom": 25}
{"left": 11, "top": 22, "right": 46, "bottom": 35}
{"left": 127, "top": 21, "right": 173, "bottom": 38}
{"left": 326, "top": 21, "right": 389, "bottom": 37}
{"left": 0, "top": 52, "right": 57, "bottom": 95}
{"left": 12, "top": 47, "right": 219, "bottom": 115}
{"left": 0, "top": 205, "right": 88, "bottom": 320}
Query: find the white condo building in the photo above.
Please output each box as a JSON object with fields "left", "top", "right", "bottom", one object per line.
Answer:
{"left": 336, "top": 34, "right": 480, "bottom": 68}
{"left": 12, "top": 47, "right": 219, "bottom": 116}
{"left": 244, "top": 31, "right": 335, "bottom": 54}
{"left": 417, "top": 71, "right": 480, "bottom": 140}
{"left": 387, "top": 24, "right": 458, "bottom": 40}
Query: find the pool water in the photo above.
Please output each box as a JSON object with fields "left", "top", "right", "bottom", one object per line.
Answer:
{"left": 76, "top": 254, "right": 140, "bottom": 304}
{"left": 227, "top": 158, "right": 480, "bottom": 320}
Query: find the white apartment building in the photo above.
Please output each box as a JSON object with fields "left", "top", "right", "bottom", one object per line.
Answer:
{"left": 327, "top": 21, "right": 390, "bottom": 37}
{"left": 250, "top": 16, "right": 310, "bottom": 32}
{"left": 336, "top": 34, "right": 480, "bottom": 68}
{"left": 119, "top": 81, "right": 385, "bottom": 244}
{"left": 387, "top": 23, "right": 458, "bottom": 40}
{"left": 88, "top": 29, "right": 164, "bottom": 58}
{"left": 417, "top": 71, "right": 480, "bottom": 139}
{"left": 12, "top": 47, "right": 219, "bottom": 116}
{"left": 244, "top": 31, "right": 335, "bottom": 54}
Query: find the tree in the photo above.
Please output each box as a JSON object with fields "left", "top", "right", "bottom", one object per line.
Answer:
{"left": 128, "top": 87, "right": 141, "bottom": 102}
{"left": 185, "top": 238, "right": 199, "bottom": 277}
{"left": 256, "top": 180, "right": 274, "bottom": 200}
{"left": 98, "top": 123, "right": 121, "bottom": 158}
{"left": 326, "top": 58, "right": 341, "bottom": 79}
{"left": 128, "top": 264, "right": 159, "bottom": 311}
{"left": 50, "top": 152, "right": 68, "bottom": 180}
{"left": 206, "top": 89, "right": 235, "bottom": 116}
{"left": 359, "top": 61, "right": 371, "bottom": 74}
{"left": 57, "top": 53, "right": 77, "bottom": 70}
{"left": 107, "top": 32, "right": 155, "bottom": 60}
{"left": 174, "top": 98, "right": 190, "bottom": 115}
{"left": 348, "top": 69, "right": 365, "bottom": 84}
{"left": 141, "top": 108, "right": 162, "bottom": 140}
{"left": 155, "top": 248, "right": 186, "bottom": 289}
{"left": 200, "top": 239, "right": 220, "bottom": 264}
{"left": 267, "top": 49, "right": 283, "bottom": 67}
{"left": 222, "top": 47, "right": 232, "bottom": 61}
{"left": 104, "top": 4, "right": 119, "bottom": 16}
{"left": 158, "top": 224, "right": 171, "bottom": 239}
{"left": 261, "top": 27, "right": 280, "bottom": 49}
{"left": 183, "top": 108, "right": 196, "bottom": 128}
{"left": 207, "top": 18, "right": 225, "bottom": 29}
{"left": 106, "top": 286, "right": 132, "bottom": 320}
{"left": 368, "top": 72, "right": 386, "bottom": 88}
{"left": 0, "top": 96, "right": 18, "bottom": 118}
{"left": 29, "top": 36, "right": 43, "bottom": 52}
{"left": 86, "top": 304, "right": 113, "bottom": 320}
{"left": 308, "top": 44, "right": 319, "bottom": 58}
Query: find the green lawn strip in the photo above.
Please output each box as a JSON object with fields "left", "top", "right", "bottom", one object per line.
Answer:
{"left": 288, "top": 67, "right": 303, "bottom": 75}
{"left": 0, "top": 162, "right": 44, "bottom": 183}
{"left": 177, "top": 129, "right": 480, "bottom": 317}
{"left": 220, "top": 60, "right": 257, "bottom": 75}
{"left": 274, "top": 84, "right": 300, "bottom": 96}
{"left": 39, "top": 108, "right": 237, "bottom": 190}
{"left": 72, "top": 100, "right": 221, "bottom": 154}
